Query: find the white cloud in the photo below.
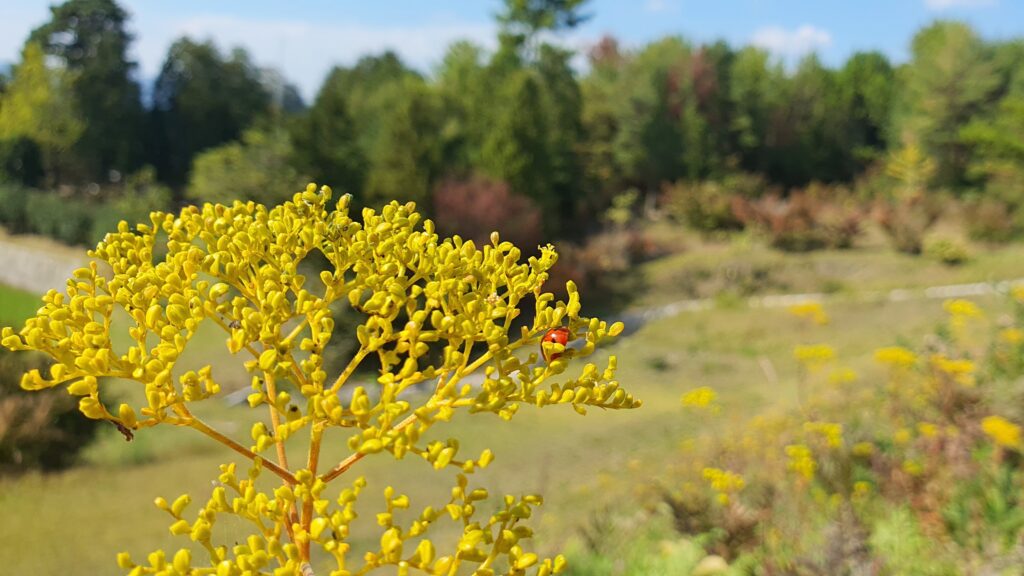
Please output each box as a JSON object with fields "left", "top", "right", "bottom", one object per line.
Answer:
{"left": 130, "top": 13, "right": 497, "bottom": 101}
{"left": 925, "top": 0, "right": 997, "bottom": 10}
{"left": 751, "top": 25, "right": 832, "bottom": 60}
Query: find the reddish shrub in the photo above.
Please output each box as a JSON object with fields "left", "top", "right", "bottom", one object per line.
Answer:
{"left": 733, "top": 184, "right": 864, "bottom": 252}
{"left": 433, "top": 176, "right": 544, "bottom": 250}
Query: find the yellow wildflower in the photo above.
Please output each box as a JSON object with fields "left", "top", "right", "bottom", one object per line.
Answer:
{"left": 828, "top": 367, "right": 858, "bottom": 386}
{"left": 793, "top": 344, "right": 835, "bottom": 370}
{"left": 702, "top": 467, "right": 746, "bottom": 505}
{"left": 981, "top": 415, "right": 1022, "bottom": 450}
{"left": 788, "top": 301, "right": 829, "bottom": 325}
{"left": 852, "top": 481, "right": 872, "bottom": 499}
{"left": 917, "top": 422, "right": 938, "bottom": 438}
{"left": 681, "top": 386, "right": 719, "bottom": 413}
{"left": 1011, "top": 285, "right": 1024, "bottom": 304}
{"left": 893, "top": 428, "right": 913, "bottom": 445}
{"left": 851, "top": 442, "right": 874, "bottom": 457}
{"left": 785, "top": 444, "right": 817, "bottom": 481}
{"left": 804, "top": 421, "right": 843, "bottom": 448}
{"left": 931, "top": 354, "right": 976, "bottom": 387}
{"left": 943, "top": 299, "right": 983, "bottom": 319}
{"left": 999, "top": 327, "right": 1024, "bottom": 345}
{"left": 874, "top": 346, "right": 917, "bottom": 370}
{"left": 902, "top": 460, "right": 923, "bottom": 476}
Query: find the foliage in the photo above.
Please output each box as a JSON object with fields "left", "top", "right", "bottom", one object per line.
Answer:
{"left": 23, "top": 190, "right": 96, "bottom": 246}
{"left": 432, "top": 175, "right": 544, "bottom": 250}
{"left": 1, "top": 185, "right": 639, "bottom": 574}
{"left": 872, "top": 144, "right": 943, "bottom": 254}
{"left": 187, "top": 126, "right": 303, "bottom": 207}
{"left": 0, "top": 348, "right": 103, "bottom": 473}
{"left": 28, "top": 0, "right": 144, "bottom": 182}
{"left": 664, "top": 173, "right": 765, "bottom": 233}
{"left": 732, "top": 185, "right": 863, "bottom": 252}
{"left": 0, "top": 43, "right": 84, "bottom": 185}
{"left": 924, "top": 237, "right": 970, "bottom": 266}
{"left": 90, "top": 167, "right": 173, "bottom": 245}
{"left": 289, "top": 68, "right": 365, "bottom": 200}
{"left": 649, "top": 294, "right": 1024, "bottom": 573}
{"left": 150, "top": 38, "right": 271, "bottom": 190}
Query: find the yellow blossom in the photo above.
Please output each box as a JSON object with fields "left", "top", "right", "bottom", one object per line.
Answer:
{"left": 893, "top": 428, "right": 913, "bottom": 445}
{"left": 943, "top": 299, "right": 983, "bottom": 319}
{"left": 998, "top": 327, "right": 1024, "bottom": 345}
{"left": 874, "top": 346, "right": 917, "bottom": 369}
{"left": 681, "top": 386, "right": 719, "bottom": 413}
{"left": 981, "top": 415, "right": 1022, "bottom": 450}
{"left": 785, "top": 444, "right": 817, "bottom": 481}
{"left": 852, "top": 481, "right": 872, "bottom": 499}
{"left": 702, "top": 467, "right": 745, "bottom": 505}
{"left": 788, "top": 301, "right": 829, "bottom": 325}
{"left": 931, "top": 354, "right": 976, "bottom": 387}
{"left": 828, "top": 367, "right": 858, "bottom": 386}
{"left": 793, "top": 344, "right": 835, "bottom": 369}
{"left": 804, "top": 421, "right": 843, "bottom": 448}
{"left": 851, "top": 442, "right": 874, "bottom": 457}
{"left": 917, "top": 422, "right": 938, "bottom": 438}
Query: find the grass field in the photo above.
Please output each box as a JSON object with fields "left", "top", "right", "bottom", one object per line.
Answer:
{"left": 0, "top": 232, "right": 1021, "bottom": 574}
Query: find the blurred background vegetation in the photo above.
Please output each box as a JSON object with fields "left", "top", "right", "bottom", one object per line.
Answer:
{"left": 3, "top": 0, "right": 1024, "bottom": 574}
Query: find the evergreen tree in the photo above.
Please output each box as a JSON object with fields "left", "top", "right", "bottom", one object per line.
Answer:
{"left": 28, "top": 0, "right": 143, "bottom": 183}
{"left": 895, "top": 21, "right": 998, "bottom": 187}
{"left": 150, "top": 39, "right": 271, "bottom": 192}
{"left": 289, "top": 68, "right": 364, "bottom": 197}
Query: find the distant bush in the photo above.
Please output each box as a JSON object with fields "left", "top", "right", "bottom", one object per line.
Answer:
{"left": 733, "top": 185, "right": 863, "bottom": 252}
{"left": 664, "top": 172, "right": 766, "bottom": 233}
{"left": 0, "top": 183, "right": 29, "bottom": 233}
{"left": 0, "top": 349, "right": 102, "bottom": 473}
{"left": 925, "top": 237, "right": 970, "bottom": 266}
{"left": 963, "top": 197, "right": 1020, "bottom": 242}
{"left": 89, "top": 168, "right": 172, "bottom": 245}
{"left": 23, "top": 191, "right": 95, "bottom": 246}
{"left": 433, "top": 175, "right": 544, "bottom": 249}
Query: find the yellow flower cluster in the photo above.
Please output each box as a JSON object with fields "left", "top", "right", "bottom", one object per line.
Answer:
{"left": 998, "top": 327, "right": 1024, "bottom": 345}
{"left": 701, "top": 467, "right": 746, "bottom": 505}
{"left": 681, "top": 386, "right": 719, "bottom": 413}
{"left": 787, "top": 301, "right": 829, "bottom": 325}
{"left": 981, "top": 415, "right": 1022, "bottom": 450}
{"left": 785, "top": 444, "right": 817, "bottom": 481}
{"left": 874, "top": 346, "right": 917, "bottom": 370}
{"left": 931, "top": 354, "right": 976, "bottom": 387}
{"left": 1, "top": 185, "right": 641, "bottom": 575}
{"left": 793, "top": 344, "right": 835, "bottom": 369}
{"left": 803, "top": 421, "right": 843, "bottom": 448}
{"left": 943, "top": 299, "right": 983, "bottom": 319}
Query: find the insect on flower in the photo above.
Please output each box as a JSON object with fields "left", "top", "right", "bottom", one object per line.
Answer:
{"left": 541, "top": 327, "right": 571, "bottom": 362}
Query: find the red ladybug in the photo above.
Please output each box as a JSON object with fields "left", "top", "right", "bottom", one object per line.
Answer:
{"left": 541, "top": 327, "right": 570, "bottom": 362}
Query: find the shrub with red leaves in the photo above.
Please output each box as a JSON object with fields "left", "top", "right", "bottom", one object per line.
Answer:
{"left": 432, "top": 176, "right": 544, "bottom": 250}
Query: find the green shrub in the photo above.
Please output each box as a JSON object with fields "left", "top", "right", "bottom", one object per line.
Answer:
{"left": 925, "top": 237, "right": 970, "bottom": 266}
{"left": 0, "top": 183, "right": 29, "bottom": 232}
{"left": 0, "top": 348, "right": 102, "bottom": 473}
{"left": 24, "top": 190, "right": 96, "bottom": 245}
{"left": 664, "top": 173, "right": 765, "bottom": 233}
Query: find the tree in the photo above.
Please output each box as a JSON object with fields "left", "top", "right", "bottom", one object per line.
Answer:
{"left": 0, "top": 43, "right": 83, "bottom": 185}
{"left": 187, "top": 126, "right": 304, "bottom": 206}
{"left": 28, "top": 0, "right": 143, "bottom": 183}
{"left": 150, "top": 39, "right": 271, "bottom": 192}
{"left": 289, "top": 68, "right": 364, "bottom": 198}
{"left": 837, "top": 51, "right": 895, "bottom": 172}
{"left": 436, "top": 41, "right": 488, "bottom": 173}
{"left": 536, "top": 44, "right": 585, "bottom": 226}
{"left": 479, "top": 70, "right": 553, "bottom": 218}
{"left": 364, "top": 80, "right": 442, "bottom": 208}
{"left": 895, "top": 21, "right": 998, "bottom": 187}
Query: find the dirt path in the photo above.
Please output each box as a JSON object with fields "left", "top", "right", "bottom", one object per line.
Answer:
{"left": 0, "top": 229, "right": 87, "bottom": 295}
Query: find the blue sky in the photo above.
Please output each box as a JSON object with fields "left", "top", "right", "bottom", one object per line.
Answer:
{"left": 2, "top": 0, "right": 1023, "bottom": 101}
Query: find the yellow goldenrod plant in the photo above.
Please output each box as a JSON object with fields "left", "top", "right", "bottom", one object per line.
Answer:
{"left": 1, "top": 184, "right": 640, "bottom": 575}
